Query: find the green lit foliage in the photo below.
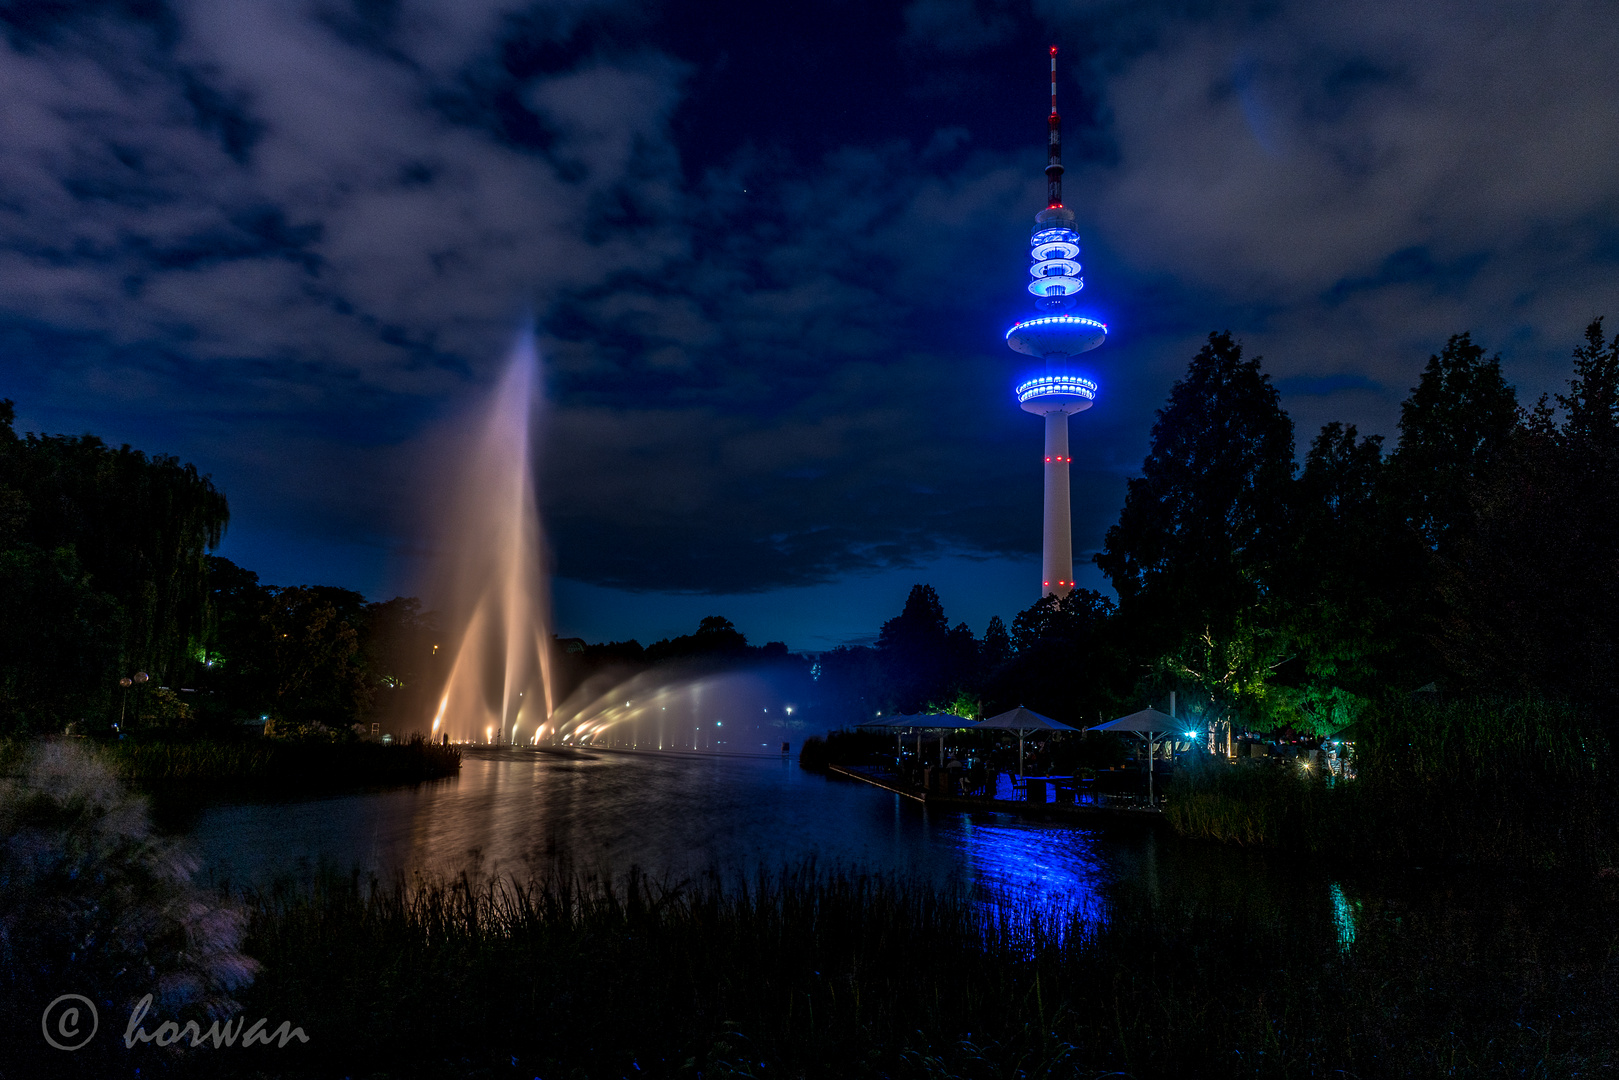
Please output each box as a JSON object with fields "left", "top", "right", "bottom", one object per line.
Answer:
{"left": 1261, "top": 422, "right": 1392, "bottom": 732}
{"left": 1167, "top": 696, "right": 1619, "bottom": 870}
{"left": 1160, "top": 615, "right": 1291, "bottom": 732}
{"left": 1096, "top": 332, "right": 1294, "bottom": 722}
{"left": 931, "top": 689, "right": 981, "bottom": 720}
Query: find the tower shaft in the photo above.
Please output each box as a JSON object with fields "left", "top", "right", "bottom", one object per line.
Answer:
{"left": 1042, "top": 412, "right": 1073, "bottom": 596}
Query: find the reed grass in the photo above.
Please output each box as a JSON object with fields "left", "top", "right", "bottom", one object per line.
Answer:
{"left": 199, "top": 862, "right": 1619, "bottom": 1079}
{"left": 1167, "top": 697, "right": 1619, "bottom": 870}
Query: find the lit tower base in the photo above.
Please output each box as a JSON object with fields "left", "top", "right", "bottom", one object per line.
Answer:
{"left": 1006, "top": 49, "right": 1108, "bottom": 598}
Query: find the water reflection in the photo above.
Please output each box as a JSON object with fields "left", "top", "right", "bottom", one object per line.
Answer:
{"left": 1329, "top": 881, "right": 1359, "bottom": 952}
{"left": 174, "top": 750, "right": 1342, "bottom": 928}
{"left": 953, "top": 818, "right": 1106, "bottom": 920}
{"left": 176, "top": 751, "right": 1123, "bottom": 904}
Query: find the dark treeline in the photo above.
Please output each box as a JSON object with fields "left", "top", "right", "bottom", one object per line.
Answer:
{"left": 0, "top": 400, "right": 448, "bottom": 737}
{"left": 809, "top": 321, "right": 1619, "bottom": 741}
{"left": 0, "top": 399, "right": 804, "bottom": 738}
{"left": 553, "top": 614, "right": 797, "bottom": 686}
{"left": 4, "top": 318, "right": 1612, "bottom": 746}
{"left": 0, "top": 401, "right": 232, "bottom": 734}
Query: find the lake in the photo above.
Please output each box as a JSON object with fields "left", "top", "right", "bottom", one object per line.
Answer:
{"left": 145, "top": 750, "right": 1155, "bottom": 889}
{"left": 159, "top": 746, "right": 1377, "bottom": 936}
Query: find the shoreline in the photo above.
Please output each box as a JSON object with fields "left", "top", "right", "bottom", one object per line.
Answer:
{"left": 826, "top": 763, "right": 1166, "bottom": 823}
{"left": 466, "top": 743, "right": 794, "bottom": 762}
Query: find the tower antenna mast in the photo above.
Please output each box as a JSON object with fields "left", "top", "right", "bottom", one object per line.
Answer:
{"left": 1048, "top": 46, "right": 1062, "bottom": 208}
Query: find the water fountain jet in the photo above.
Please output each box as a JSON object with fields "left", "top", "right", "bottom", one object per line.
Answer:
{"left": 429, "top": 330, "right": 554, "bottom": 744}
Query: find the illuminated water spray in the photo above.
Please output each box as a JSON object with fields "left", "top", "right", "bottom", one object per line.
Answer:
{"left": 431, "top": 331, "right": 554, "bottom": 744}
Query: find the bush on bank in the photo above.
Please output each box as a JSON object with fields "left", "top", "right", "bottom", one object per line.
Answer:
{"left": 0, "top": 740, "right": 256, "bottom": 1074}
{"left": 1166, "top": 696, "right": 1619, "bottom": 870}
{"left": 104, "top": 733, "right": 461, "bottom": 787}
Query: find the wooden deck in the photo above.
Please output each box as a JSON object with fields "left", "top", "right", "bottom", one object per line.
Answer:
{"left": 827, "top": 764, "right": 1163, "bottom": 821}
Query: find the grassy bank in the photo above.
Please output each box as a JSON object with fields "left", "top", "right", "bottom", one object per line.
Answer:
{"left": 1167, "top": 697, "right": 1619, "bottom": 870}
{"left": 6, "top": 732, "right": 1618, "bottom": 1079}
{"left": 103, "top": 733, "right": 461, "bottom": 788}
{"left": 177, "top": 864, "right": 1619, "bottom": 1078}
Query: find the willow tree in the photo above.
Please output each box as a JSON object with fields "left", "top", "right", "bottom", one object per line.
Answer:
{"left": 0, "top": 402, "right": 228, "bottom": 717}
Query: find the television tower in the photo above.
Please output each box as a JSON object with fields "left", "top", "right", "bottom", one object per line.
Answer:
{"left": 1005, "top": 46, "right": 1107, "bottom": 598}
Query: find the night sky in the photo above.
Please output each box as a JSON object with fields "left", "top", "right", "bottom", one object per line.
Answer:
{"left": 2, "top": 0, "right": 1616, "bottom": 651}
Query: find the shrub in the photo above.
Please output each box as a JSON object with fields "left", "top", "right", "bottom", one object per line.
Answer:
{"left": 106, "top": 733, "right": 461, "bottom": 787}
{"left": 1165, "top": 750, "right": 1327, "bottom": 847}
{"left": 0, "top": 739, "right": 256, "bottom": 1066}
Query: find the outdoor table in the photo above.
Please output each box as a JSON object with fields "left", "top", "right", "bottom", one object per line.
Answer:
{"left": 1020, "top": 775, "right": 1075, "bottom": 804}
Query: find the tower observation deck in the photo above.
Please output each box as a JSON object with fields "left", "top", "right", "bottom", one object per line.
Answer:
{"left": 1007, "top": 46, "right": 1107, "bottom": 598}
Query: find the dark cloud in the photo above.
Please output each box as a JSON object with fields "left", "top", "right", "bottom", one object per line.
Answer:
{"left": 1, "top": 0, "right": 1617, "bottom": 644}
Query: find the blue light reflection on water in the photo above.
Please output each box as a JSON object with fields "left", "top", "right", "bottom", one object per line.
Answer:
{"left": 174, "top": 750, "right": 1124, "bottom": 916}
{"left": 954, "top": 818, "right": 1105, "bottom": 919}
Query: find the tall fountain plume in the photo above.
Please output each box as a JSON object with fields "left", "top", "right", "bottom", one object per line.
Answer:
{"left": 430, "top": 330, "right": 555, "bottom": 744}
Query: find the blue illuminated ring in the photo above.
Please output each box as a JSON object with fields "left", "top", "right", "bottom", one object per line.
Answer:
{"left": 1016, "top": 375, "right": 1098, "bottom": 403}
{"left": 1032, "top": 240, "right": 1080, "bottom": 260}
{"left": 1004, "top": 315, "right": 1107, "bottom": 337}
{"left": 1027, "top": 277, "right": 1084, "bottom": 297}
{"left": 1031, "top": 258, "right": 1082, "bottom": 277}
{"left": 1004, "top": 314, "right": 1109, "bottom": 358}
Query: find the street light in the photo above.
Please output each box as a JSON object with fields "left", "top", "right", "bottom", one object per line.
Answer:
{"left": 117, "top": 671, "right": 149, "bottom": 732}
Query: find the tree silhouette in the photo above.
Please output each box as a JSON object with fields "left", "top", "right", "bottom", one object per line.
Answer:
{"left": 877, "top": 584, "right": 953, "bottom": 713}
{"left": 1095, "top": 332, "right": 1294, "bottom": 720}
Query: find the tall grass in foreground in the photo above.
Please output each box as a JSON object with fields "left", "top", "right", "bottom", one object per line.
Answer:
{"left": 1167, "top": 697, "right": 1619, "bottom": 870}
{"left": 0, "top": 740, "right": 255, "bottom": 1079}
{"left": 201, "top": 864, "right": 1619, "bottom": 1080}
{"left": 105, "top": 733, "right": 461, "bottom": 787}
